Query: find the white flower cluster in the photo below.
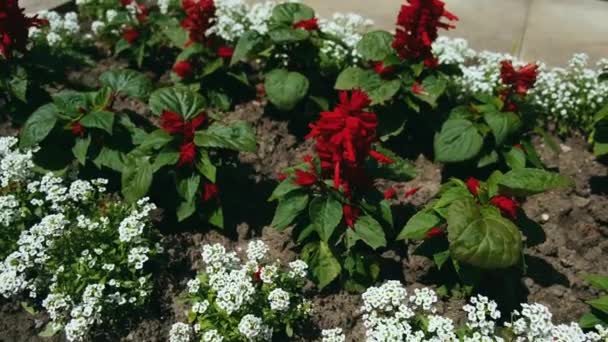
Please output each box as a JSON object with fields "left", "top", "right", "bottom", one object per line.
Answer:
{"left": 29, "top": 11, "right": 82, "bottom": 47}
{"left": 319, "top": 13, "right": 375, "bottom": 65}
{"left": 432, "top": 36, "right": 608, "bottom": 132}
{"left": 170, "top": 240, "right": 311, "bottom": 342}
{"left": 328, "top": 281, "right": 608, "bottom": 341}
{"left": 0, "top": 137, "right": 36, "bottom": 187}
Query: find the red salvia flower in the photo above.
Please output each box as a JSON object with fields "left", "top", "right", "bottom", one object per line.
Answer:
{"left": 201, "top": 182, "right": 219, "bottom": 202}
{"left": 70, "top": 121, "right": 85, "bottom": 137}
{"left": 404, "top": 187, "right": 420, "bottom": 199}
{"left": 466, "top": 177, "right": 480, "bottom": 197}
{"left": 136, "top": 4, "right": 149, "bottom": 23}
{"left": 500, "top": 60, "right": 539, "bottom": 95}
{"left": 425, "top": 227, "right": 444, "bottom": 239}
{"left": 0, "top": 0, "right": 47, "bottom": 58}
{"left": 277, "top": 173, "right": 288, "bottom": 181}
{"left": 123, "top": 27, "right": 140, "bottom": 44}
{"left": 293, "top": 155, "right": 318, "bottom": 186}
{"left": 293, "top": 18, "right": 319, "bottom": 31}
{"left": 161, "top": 111, "right": 185, "bottom": 134}
{"left": 384, "top": 187, "right": 397, "bottom": 200}
{"left": 392, "top": 0, "right": 458, "bottom": 65}
{"left": 216, "top": 46, "right": 234, "bottom": 59}
{"left": 343, "top": 204, "right": 361, "bottom": 228}
{"left": 411, "top": 82, "right": 425, "bottom": 95}
{"left": 161, "top": 110, "right": 207, "bottom": 167}
{"left": 372, "top": 61, "right": 396, "bottom": 78}
{"left": 178, "top": 141, "right": 197, "bottom": 166}
{"left": 369, "top": 150, "right": 394, "bottom": 164}
{"left": 490, "top": 196, "right": 519, "bottom": 220}
{"left": 173, "top": 60, "right": 193, "bottom": 79}
{"left": 253, "top": 266, "right": 262, "bottom": 282}
{"left": 181, "top": 0, "right": 215, "bottom": 46}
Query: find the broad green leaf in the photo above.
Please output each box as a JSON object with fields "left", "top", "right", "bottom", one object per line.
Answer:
{"left": 498, "top": 168, "right": 574, "bottom": 196}
{"left": 483, "top": 111, "right": 521, "bottom": 146}
{"left": 271, "top": 190, "right": 309, "bottom": 230}
{"left": 397, "top": 211, "right": 442, "bottom": 240}
{"left": 231, "top": 31, "right": 262, "bottom": 65}
{"left": 265, "top": 69, "right": 309, "bottom": 111}
{"left": 177, "top": 175, "right": 201, "bottom": 221}
{"left": 433, "top": 250, "right": 451, "bottom": 270}
{"left": 434, "top": 119, "right": 483, "bottom": 163}
{"left": 356, "top": 31, "right": 394, "bottom": 61}
{"left": 309, "top": 196, "right": 343, "bottom": 242}
{"left": 504, "top": 146, "right": 526, "bottom": 170}
{"left": 194, "top": 121, "right": 256, "bottom": 152}
{"left": 338, "top": 68, "right": 399, "bottom": 104}
{"left": 335, "top": 67, "right": 367, "bottom": 90}
{"left": 268, "top": 27, "right": 310, "bottom": 43}
{"left": 269, "top": 178, "right": 301, "bottom": 201}
{"left": 579, "top": 312, "right": 604, "bottom": 329}
{"left": 366, "top": 145, "right": 416, "bottom": 181}
{"left": 477, "top": 149, "right": 498, "bottom": 168}
{"left": 93, "top": 147, "right": 126, "bottom": 172}
{"left": 161, "top": 17, "right": 189, "bottom": 47}
{"left": 447, "top": 198, "right": 522, "bottom": 269}
{"left": 99, "top": 69, "right": 152, "bottom": 98}
{"left": 149, "top": 86, "right": 207, "bottom": 119}
{"left": 152, "top": 149, "right": 180, "bottom": 171}
{"left": 586, "top": 274, "right": 608, "bottom": 291}
{"left": 196, "top": 150, "right": 217, "bottom": 182}
{"left": 587, "top": 296, "right": 608, "bottom": 314}
{"left": 593, "top": 103, "right": 608, "bottom": 124}
{"left": 121, "top": 157, "right": 154, "bottom": 203}
{"left": 353, "top": 216, "right": 386, "bottom": 250}
{"left": 72, "top": 135, "right": 91, "bottom": 166}
{"left": 486, "top": 170, "right": 504, "bottom": 198}
{"left": 38, "top": 322, "right": 62, "bottom": 337}
{"left": 9, "top": 67, "right": 28, "bottom": 102}
{"left": 270, "top": 2, "right": 314, "bottom": 25}
{"left": 136, "top": 129, "right": 173, "bottom": 152}
{"left": 301, "top": 241, "right": 341, "bottom": 289}
{"left": 201, "top": 58, "right": 224, "bottom": 77}
{"left": 80, "top": 110, "right": 115, "bottom": 134}
{"left": 207, "top": 205, "right": 224, "bottom": 229}
{"left": 413, "top": 74, "right": 448, "bottom": 108}
{"left": 20, "top": 104, "right": 57, "bottom": 148}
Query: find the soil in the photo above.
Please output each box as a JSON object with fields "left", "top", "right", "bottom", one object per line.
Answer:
{"left": 1, "top": 81, "right": 607, "bottom": 342}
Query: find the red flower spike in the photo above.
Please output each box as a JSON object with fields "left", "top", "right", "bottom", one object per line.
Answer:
{"left": 173, "top": 60, "right": 193, "bottom": 79}
{"left": 343, "top": 204, "right": 361, "bottom": 228}
{"left": 0, "top": 0, "right": 48, "bottom": 58}
{"left": 70, "top": 121, "right": 85, "bottom": 137}
{"left": 161, "top": 111, "right": 185, "bottom": 134}
{"left": 411, "top": 82, "right": 425, "bottom": 95}
{"left": 217, "top": 46, "right": 234, "bottom": 59}
{"left": 123, "top": 28, "right": 140, "bottom": 44}
{"left": 293, "top": 17, "right": 319, "bottom": 31}
{"left": 369, "top": 150, "right": 394, "bottom": 164}
{"left": 181, "top": 0, "right": 215, "bottom": 46}
{"left": 466, "top": 177, "right": 480, "bottom": 197}
{"left": 490, "top": 196, "right": 519, "bottom": 220}
{"left": 392, "top": 0, "right": 458, "bottom": 65}
{"left": 500, "top": 60, "right": 539, "bottom": 96}
{"left": 372, "top": 61, "right": 396, "bottom": 78}
{"left": 201, "top": 183, "right": 220, "bottom": 202}
{"left": 384, "top": 187, "right": 397, "bottom": 200}
{"left": 425, "top": 227, "right": 444, "bottom": 239}
{"left": 178, "top": 142, "right": 197, "bottom": 167}
{"left": 404, "top": 187, "right": 420, "bottom": 199}
{"left": 277, "top": 173, "right": 288, "bottom": 181}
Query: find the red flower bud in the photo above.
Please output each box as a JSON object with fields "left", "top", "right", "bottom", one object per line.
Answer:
{"left": 70, "top": 121, "right": 85, "bottom": 137}
{"left": 294, "top": 169, "right": 317, "bottom": 187}
{"left": 411, "top": 82, "right": 425, "bottom": 95}
{"left": 253, "top": 266, "right": 262, "bottom": 282}
{"left": 404, "top": 187, "right": 420, "bottom": 199}
{"left": 369, "top": 150, "right": 394, "bottom": 164}
{"left": 384, "top": 187, "right": 397, "bottom": 200}
{"left": 490, "top": 196, "right": 519, "bottom": 220}
{"left": 372, "top": 62, "right": 396, "bottom": 78}
{"left": 425, "top": 227, "right": 444, "bottom": 239}
{"left": 292, "top": 18, "right": 319, "bottom": 31}
{"left": 178, "top": 142, "right": 197, "bottom": 167}
{"left": 466, "top": 177, "right": 480, "bottom": 197}
{"left": 122, "top": 28, "right": 139, "bottom": 44}
{"left": 201, "top": 182, "right": 219, "bottom": 202}
{"left": 161, "top": 111, "right": 185, "bottom": 134}
{"left": 216, "top": 46, "right": 234, "bottom": 59}
{"left": 343, "top": 204, "right": 360, "bottom": 228}
{"left": 173, "top": 60, "right": 193, "bottom": 79}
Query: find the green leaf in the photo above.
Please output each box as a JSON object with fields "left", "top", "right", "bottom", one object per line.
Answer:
{"left": 504, "top": 146, "right": 526, "bottom": 170}
{"left": 207, "top": 205, "right": 224, "bottom": 229}
{"left": 231, "top": 31, "right": 262, "bottom": 65}
{"left": 483, "top": 111, "right": 521, "bottom": 146}
{"left": 196, "top": 150, "right": 217, "bottom": 182}
{"left": 271, "top": 190, "right": 309, "bottom": 230}
{"left": 367, "top": 145, "right": 416, "bottom": 181}
{"left": 269, "top": 177, "right": 301, "bottom": 201}
{"left": 72, "top": 135, "right": 91, "bottom": 166}
{"left": 447, "top": 198, "right": 522, "bottom": 269}
{"left": 93, "top": 147, "right": 126, "bottom": 172}
{"left": 498, "top": 168, "right": 574, "bottom": 196}
{"left": 136, "top": 129, "right": 174, "bottom": 151}
{"left": 397, "top": 211, "right": 442, "bottom": 240}
{"left": 194, "top": 121, "right": 256, "bottom": 152}
{"left": 433, "top": 250, "right": 451, "bottom": 270}
{"left": 588, "top": 296, "right": 608, "bottom": 314}
{"left": 270, "top": 2, "right": 314, "bottom": 25}
{"left": 38, "top": 322, "right": 62, "bottom": 337}
{"left": 177, "top": 175, "right": 201, "bottom": 221}
{"left": 9, "top": 67, "right": 28, "bottom": 102}
{"left": 149, "top": 86, "right": 207, "bottom": 119}
{"left": 152, "top": 149, "right": 180, "bottom": 171}
{"left": 121, "top": 157, "right": 154, "bottom": 203}
{"left": 268, "top": 27, "right": 310, "bottom": 43}
{"left": 337, "top": 68, "right": 400, "bottom": 104}
{"left": 434, "top": 119, "right": 484, "bottom": 163}
{"left": 477, "top": 149, "right": 498, "bottom": 168}
{"left": 586, "top": 274, "right": 608, "bottom": 290}
{"left": 80, "top": 110, "right": 115, "bottom": 134}
{"left": 301, "top": 241, "right": 341, "bottom": 289}
{"left": 579, "top": 312, "right": 604, "bottom": 329}
{"left": 335, "top": 67, "right": 367, "bottom": 90}
{"left": 413, "top": 75, "right": 448, "bottom": 108}
{"left": 309, "top": 196, "right": 343, "bottom": 242}
{"left": 161, "top": 18, "right": 189, "bottom": 47}
{"left": 19, "top": 104, "right": 58, "bottom": 148}
{"left": 264, "top": 69, "right": 309, "bottom": 111}
{"left": 99, "top": 69, "right": 152, "bottom": 98}
{"left": 353, "top": 216, "right": 386, "bottom": 250}
{"left": 356, "top": 31, "right": 394, "bottom": 61}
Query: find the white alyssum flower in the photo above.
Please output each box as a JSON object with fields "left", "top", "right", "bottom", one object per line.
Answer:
{"left": 268, "top": 288, "right": 290, "bottom": 311}
{"left": 202, "top": 329, "right": 224, "bottom": 342}
{"left": 169, "top": 322, "right": 192, "bottom": 342}
{"left": 192, "top": 300, "right": 209, "bottom": 314}
{"left": 321, "top": 328, "right": 346, "bottom": 342}
{"left": 238, "top": 314, "right": 264, "bottom": 339}
{"left": 246, "top": 240, "right": 268, "bottom": 262}
{"left": 287, "top": 259, "right": 308, "bottom": 279}
{"left": 259, "top": 264, "right": 278, "bottom": 284}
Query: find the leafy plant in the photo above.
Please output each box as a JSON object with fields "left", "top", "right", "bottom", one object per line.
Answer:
{"left": 120, "top": 85, "right": 256, "bottom": 225}
{"left": 270, "top": 90, "right": 415, "bottom": 290}
{"left": 398, "top": 169, "right": 572, "bottom": 289}
{"left": 591, "top": 103, "right": 608, "bottom": 157}
{"left": 580, "top": 274, "right": 608, "bottom": 329}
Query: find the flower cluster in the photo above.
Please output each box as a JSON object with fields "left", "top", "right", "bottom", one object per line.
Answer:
{"left": 318, "top": 13, "right": 374, "bottom": 67}
{"left": 181, "top": 0, "right": 215, "bottom": 46}
{"left": 0, "top": 138, "right": 160, "bottom": 341}
{"left": 498, "top": 59, "right": 538, "bottom": 112}
{"left": 160, "top": 110, "right": 207, "bottom": 166}
{"left": 325, "top": 281, "right": 608, "bottom": 341}
{"left": 84, "top": 0, "right": 150, "bottom": 45}
{"left": 169, "top": 241, "right": 311, "bottom": 341}
{"left": 392, "top": 0, "right": 458, "bottom": 67}
{"left": 0, "top": 0, "right": 47, "bottom": 58}
{"left": 467, "top": 177, "right": 519, "bottom": 220}
{"left": 28, "top": 11, "right": 82, "bottom": 48}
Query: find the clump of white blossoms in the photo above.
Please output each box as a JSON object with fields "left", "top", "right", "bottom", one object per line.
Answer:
{"left": 169, "top": 240, "right": 311, "bottom": 341}
{"left": 327, "top": 280, "right": 608, "bottom": 341}
{"left": 319, "top": 13, "right": 374, "bottom": 66}
{"left": 0, "top": 137, "right": 160, "bottom": 341}
{"left": 29, "top": 11, "right": 83, "bottom": 48}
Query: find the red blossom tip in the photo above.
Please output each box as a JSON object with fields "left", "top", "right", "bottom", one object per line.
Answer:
{"left": 490, "top": 196, "right": 519, "bottom": 220}
{"left": 466, "top": 177, "right": 480, "bottom": 197}
{"left": 292, "top": 17, "right": 319, "bottom": 31}
{"left": 173, "top": 60, "right": 193, "bottom": 79}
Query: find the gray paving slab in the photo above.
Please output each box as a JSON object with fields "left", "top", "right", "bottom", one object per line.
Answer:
{"left": 21, "top": 0, "right": 68, "bottom": 13}
{"left": 520, "top": 0, "right": 608, "bottom": 65}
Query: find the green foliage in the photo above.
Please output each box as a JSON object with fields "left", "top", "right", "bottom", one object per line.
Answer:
{"left": 264, "top": 69, "right": 310, "bottom": 111}
{"left": 580, "top": 274, "right": 608, "bottom": 329}
{"left": 591, "top": 103, "right": 608, "bottom": 157}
